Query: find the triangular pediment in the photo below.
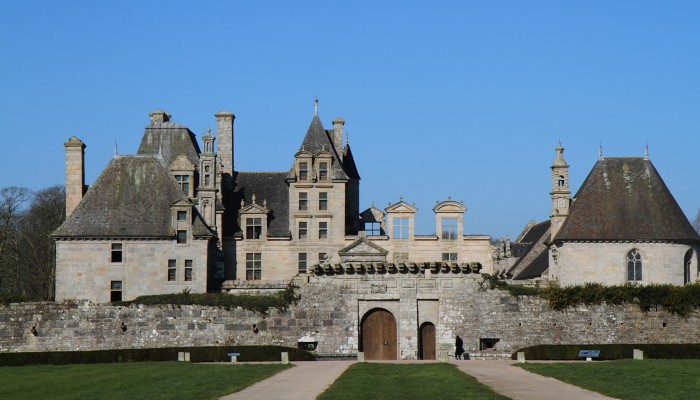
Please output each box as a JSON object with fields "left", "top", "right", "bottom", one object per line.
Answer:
{"left": 385, "top": 200, "right": 417, "bottom": 214}
{"left": 338, "top": 236, "right": 389, "bottom": 258}
{"left": 239, "top": 203, "right": 268, "bottom": 214}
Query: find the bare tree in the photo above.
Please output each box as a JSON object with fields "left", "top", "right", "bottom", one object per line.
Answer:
{"left": 0, "top": 187, "right": 33, "bottom": 295}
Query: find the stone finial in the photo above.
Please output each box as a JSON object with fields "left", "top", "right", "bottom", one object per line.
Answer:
{"left": 113, "top": 141, "right": 119, "bottom": 158}
{"left": 644, "top": 142, "right": 649, "bottom": 159}
{"left": 241, "top": 199, "right": 245, "bottom": 208}
{"left": 599, "top": 142, "right": 603, "bottom": 160}
{"left": 314, "top": 96, "right": 319, "bottom": 115}
{"left": 252, "top": 194, "right": 256, "bottom": 204}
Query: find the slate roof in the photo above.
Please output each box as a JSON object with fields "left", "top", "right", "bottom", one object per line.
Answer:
{"left": 554, "top": 157, "right": 700, "bottom": 242}
{"left": 53, "top": 156, "right": 214, "bottom": 239}
{"left": 289, "top": 115, "right": 360, "bottom": 181}
{"left": 229, "top": 172, "right": 290, "bottom": 237}
{"left": 507, "top": 220, "right": 551, "bottom": 280}
{"left": 137, "top": 123, "right": 202, "bottom": 169}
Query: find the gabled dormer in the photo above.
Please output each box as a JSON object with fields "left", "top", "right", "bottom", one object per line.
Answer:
{"left": 171, "top": 199, "right": 192, "bottom": 244}
{"left": 292, "top": 150, "right": 313, "bottom": 183}
{"left": 170, "top": 154, "right": 196, "bottom": 198}
{"left": 385, "top": 200, "right": 417, "bottom": 240}
{"left": 314, "top": 150, "right": 333, "bottom": 183}
{"left": 433, "top": 198, "right": 466, "bottom": 240}
{"left": 239, "top": 194, "right": 269, "bottom": 240}
{"left": 361, "top": 205, "right": 386, "bottom": 236}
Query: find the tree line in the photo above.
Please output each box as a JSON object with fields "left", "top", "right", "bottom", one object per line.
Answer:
{"left": 0, "top": 186, "right": 65, "bottom": 302}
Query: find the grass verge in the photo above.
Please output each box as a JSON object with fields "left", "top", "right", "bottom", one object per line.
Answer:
{"left": 518, "top": 359, "right": 700, "bottom": 400}
{"left": 318, "top": 363, "right": 508, "bottom": 400}
{"left": 0, "top": 361, "right": 289, "bottom": 400}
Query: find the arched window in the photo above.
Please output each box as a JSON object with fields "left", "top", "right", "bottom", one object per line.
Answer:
{"left": 627, "top": 249, "right": 642, "bottom": 282}
{"left": 558, "top": 175, "right": 565, "bottom": 187}
{"left": 684, "top": 249, "right": 694, "bottom": 285}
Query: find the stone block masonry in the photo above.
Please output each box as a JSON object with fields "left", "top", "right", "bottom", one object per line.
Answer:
{"left": 2, "top": 275, "right": 700, "bottom": 356}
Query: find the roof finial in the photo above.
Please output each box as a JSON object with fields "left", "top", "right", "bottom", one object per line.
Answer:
{"left": 598, "top": 141, "right": 603, "bottom": 160}
{"left": 114, "top": 140, "right": 119, "bottom": 158}
{"left": 314, "top": 96, "right": 319, "bottom": 116}
{"left": 644, "top": 142, "right": 649, "bottom": 159}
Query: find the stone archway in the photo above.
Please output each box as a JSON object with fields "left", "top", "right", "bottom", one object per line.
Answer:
{"left": 419, "top": 322, "right": 436, "bottom": 360}
{"left": 360, "top": 308, "right": 397, "bottom": 360}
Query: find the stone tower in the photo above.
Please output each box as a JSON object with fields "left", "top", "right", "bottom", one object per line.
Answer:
{"left": 64, "top": 136, "right": 86, "bottom": 218}
{"left": 215, "top": 111, "right": 235, "bottom": 190}
{"left": 550, "top": 142, "right": 570, "bottom": 237}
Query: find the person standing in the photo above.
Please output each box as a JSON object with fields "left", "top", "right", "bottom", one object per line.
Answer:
{"left": 455, "top": 335, "right": 465, "bottom": 360}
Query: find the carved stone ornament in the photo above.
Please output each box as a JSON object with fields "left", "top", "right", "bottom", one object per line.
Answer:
{"left": 370, "top": 284, "right": 387, "bottom": 294}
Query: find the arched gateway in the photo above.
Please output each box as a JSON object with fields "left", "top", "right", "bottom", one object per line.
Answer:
{"left": 360, "top": 308, "right": 397, "bottom": 360}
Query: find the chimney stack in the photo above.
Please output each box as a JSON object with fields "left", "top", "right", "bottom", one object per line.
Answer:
{"left": 215, "top": 111, "right": 235, "bottom": 190}
{"left": 149, "top": 109, "right": 171, "bottom": 125}
{"left": 332, "top": 117, "right": 345, "bottom": 159}
{"left": 64, "top": 137, "right": 86, "bottom": 218}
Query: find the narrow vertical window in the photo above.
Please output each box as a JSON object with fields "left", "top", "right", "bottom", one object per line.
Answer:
{"left": 299, "top": 192, "right": 308, "bottom": 211}
{"left": 441, "top": 218, "right": 457, "bottom": 240}
{"left": 627, "top": 249, "right": 642, "bottom": 281}
{"left": 298, "top": 221, "right": 308, "bottom": 239}
{"left": 246, "top": 253, "right": 262, "bottom": 280}
{"left": 167, "top": 259, "right": 176, "bottom": 281}
{"left": 177, "top": 230, "right": 187, "bottom": 244}
{"left": 319, "top": 162, "right": 329, "bottom": 181}
{"left": 246, "top": 217, "right": 262, "bottom": 239}
{"left": 393, "top": 218, "right": 409, "bottom": 239}
{"left": 298, "top": 253, "right": 307, "bottom": 273}
{"left": 184, "top": 260, "right": 193, "bottom": 281}
{"left": 111, "top": 243, "right": 123, "bottom": 263}
{"left": 110, "top": 281, "right": 122, "bottom": 302}
{"left": 299, "top": 162, "right": 309, "bottom": 181}
{"left": 319, "top": 221, "right": 328, "bottom": 239}
{"left": 319, "top": 192, "right": 328, "bottom": 211}
{"left": 558, "top": 175, "right": 565, "bottom": 187}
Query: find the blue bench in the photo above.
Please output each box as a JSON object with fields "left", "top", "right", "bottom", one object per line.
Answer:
{"left": 578, "top": 349, "right": 600, "bottom": 361}
{"left": 227, "top": 352, "right": 241, "bottom": 362}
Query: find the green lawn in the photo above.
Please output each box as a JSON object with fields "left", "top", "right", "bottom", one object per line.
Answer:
{"left": 519, "top": 359, "right": 700, "bottom": 400}
{"left": 318, "top": 363, "right": 508, "bottom": 400}
{"left": 0, "top": 362, "right": 290, "bottom": 400}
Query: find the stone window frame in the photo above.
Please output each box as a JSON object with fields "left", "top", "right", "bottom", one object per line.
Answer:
{"left": 167, "top": 259, "right": 177, "bottom": 282}
{"left": 298, "top": 221, "right": 308, "bottom": 239}
{"left": 298, "top": 161, "right": 309, "bottom": 181}
{"left": 319, "top": 221, "right": 328, "bottom": 240}
{"left": 319, "top": 192, "right": 328, "bottom": 211}
{"left": 174, "top": 174, "right": 191, "bottom": 196}
{"left": 110, "top": 280, "right": 122, "bottom": 302}
{"left": 111, "top": 243, "right": 123, "bottom": 263}
{"left": 299, "top": 192, "right": 308, "bottom": 211}
{"left": 441, "top": 217, "right": 458, "bottom": 240}
{"left": 176, "top": 230, "right": 188, "bottom": 244}
{"left": 626, "top": 248, "right": 643, "bottom": 282}
{"left": 245, "top": 217, "right": 263, "bottom": 239}
{"left": 393, "top": 217, "right": 409, "bottom": 240}
{"left": 246, "top": 253, "right": 262, "bottom": 281}
{"left": 176, "top": 211, "right": 188, "bottom": 221}
{"left": 318, "top": 161, "right": 329, "bottom": 181}
{"left": 184, "top": 259, "right": 193, "bottom": 281}
{"left": 298, "top": 253, "right": 307, "bottom": 274}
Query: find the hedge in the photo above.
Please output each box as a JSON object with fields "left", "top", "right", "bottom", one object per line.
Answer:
{"left": 0, "top": 345, "right": 315, "bottom": 367}
{"left": 513, "top": 344, "right": 700, "bottom": 360}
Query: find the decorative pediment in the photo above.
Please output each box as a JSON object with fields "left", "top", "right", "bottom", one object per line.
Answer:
{"left": 433, "top": 199, "right": 466, "bottom": 214}
{"left": 170, "top": 154, "right": 195, "bottom": 172}
{"left": 239, "top": 195, "right": 269, "bottom": 214}
{"left": 294, "top": 150, "right": 313, "bottom": 158}
{"left": 338, "top": 236, "right": 388, "bottom": 263}
{"left": 385, "top": 200, "right": 417, "bottom": 214}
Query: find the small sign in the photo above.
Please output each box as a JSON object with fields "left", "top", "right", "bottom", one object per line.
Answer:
{"left": 578, "top": 349, "right": 600, "bottom": 358}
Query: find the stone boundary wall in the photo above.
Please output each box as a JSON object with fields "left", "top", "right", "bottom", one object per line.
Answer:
{"left": 2, "top": 276, "right": 699, "bottom": 356}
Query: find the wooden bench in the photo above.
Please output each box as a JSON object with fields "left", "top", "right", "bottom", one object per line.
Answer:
{"left": 578, "top": 349, "right": 600, "bottom": 361}
{"left": 227, "top": 352, "right": 241, "bottom": 362}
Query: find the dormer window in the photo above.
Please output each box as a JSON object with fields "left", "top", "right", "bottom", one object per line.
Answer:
{"left": 393, "top": 217, "right": 409, "bottom": 239}
{"left": 175, "top": 175, "right": 190, "bottom": 195}
{"left": 177, "top": 211, "right": 187, "bottom": 221}
{"left": 246, "top": 217, "right": 262, "bottom": 239}
{"left": 441, "top": 218, "right": 458, "bottom": 240}
{"left": 299, "top": 162, "right": 309, "bottom": 181}
{"left": 318, "top": 162, "right": 329, "bottom": 181}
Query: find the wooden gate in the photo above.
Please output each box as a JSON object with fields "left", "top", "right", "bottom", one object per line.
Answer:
{"left": 419, "top": 322, "right": 436, "bottom": 360}
{"left": 361, "top": 309, "right": 397, "bottom": 360}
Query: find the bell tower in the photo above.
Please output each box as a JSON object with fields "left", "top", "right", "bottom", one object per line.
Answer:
{"left": 550, "top": 142, "right": 570, "bottom": 237}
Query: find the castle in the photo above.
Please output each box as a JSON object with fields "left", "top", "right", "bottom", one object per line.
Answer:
{"left": 49, "top": 103, "right": 700, "bottom": 360}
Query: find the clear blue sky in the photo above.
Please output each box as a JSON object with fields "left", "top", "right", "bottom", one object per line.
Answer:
{"left": 2, "top": 1, "right": 699, "bottom": 240}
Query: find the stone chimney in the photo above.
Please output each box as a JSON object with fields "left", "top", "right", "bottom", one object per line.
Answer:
{"left": 215, "top": 111, "right": 235, "bottom": 190}
{"left": 149, "top": 109, "right": 171, "bottom": 125}
{"left": 332, "top": 117, "right": 345, "bottom": 159}
{"left": 64, "top": 136, "right": 86, "bottom": 218}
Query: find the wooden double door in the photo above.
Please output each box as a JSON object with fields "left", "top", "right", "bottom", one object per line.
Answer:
{"left": 361, "top": 309, "right": 397, "bottom": 360}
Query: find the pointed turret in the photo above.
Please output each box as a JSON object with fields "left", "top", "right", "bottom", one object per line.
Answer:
{"left": 550, "top": 142, "right": 570, "bottom": 237}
